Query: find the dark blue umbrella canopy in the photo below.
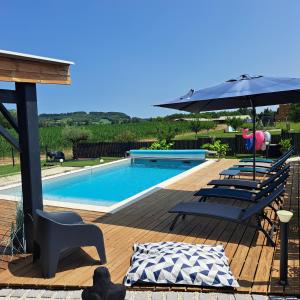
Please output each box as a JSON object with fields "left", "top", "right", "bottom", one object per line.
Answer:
{"left": 155, "top": 74, "right": 300, "bottom": 180}
{"left": 156, "top": 75, "right": 300, "bottom": 112}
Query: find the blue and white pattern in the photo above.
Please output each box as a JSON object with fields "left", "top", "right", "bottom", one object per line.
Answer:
{"left": 124, "top": 242, "right": 239, "bottom": 287}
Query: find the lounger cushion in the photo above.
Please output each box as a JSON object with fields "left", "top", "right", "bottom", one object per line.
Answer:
{"left": 124, "top": 242, "right": 239, "bottom": 287}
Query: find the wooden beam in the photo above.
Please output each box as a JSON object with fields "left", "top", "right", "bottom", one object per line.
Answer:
{"left": 0, "top": 123, "right": 19, "bottom": 150}
{"left": 0, "top": 103, "right": 18, "bottom": 132}
{"left": 16, "top": 82, "right": 43, "bottom": 252}
{"left": 0, "top": 89, "right": 17, "bottom": 103}
{"left": 0, "top": 55, "right": 72, "bottom": 85}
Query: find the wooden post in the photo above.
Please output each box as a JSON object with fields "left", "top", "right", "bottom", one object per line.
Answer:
{"left": 11, "top": 147, "right": 15, "bottom": 167}
{"left": 16, "top": 83, "right": 43, "bottom": 252}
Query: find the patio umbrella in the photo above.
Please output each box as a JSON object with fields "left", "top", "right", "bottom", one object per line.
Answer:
{"left": 155, "top": 74, "right": 300, "bottom": 180}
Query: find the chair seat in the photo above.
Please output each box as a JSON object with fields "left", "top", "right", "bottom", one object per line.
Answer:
{"left": 169, "top": 202, "right": 242, "bottom": 221}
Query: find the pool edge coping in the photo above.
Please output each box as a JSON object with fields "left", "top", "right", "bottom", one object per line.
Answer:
{"left": 0, "top": 158, "right": 216, "bottom": 214}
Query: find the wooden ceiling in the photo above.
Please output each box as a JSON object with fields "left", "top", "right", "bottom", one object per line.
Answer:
{"left": 0, "top": 50, "right": 74, "bottom": 85}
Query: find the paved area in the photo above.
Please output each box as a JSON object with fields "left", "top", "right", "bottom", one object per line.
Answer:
{"left": 0, "top": 166, "right": 80, "bottom": 187}
{"left": 0, "top": 289, "right": 299, "bottom": 299}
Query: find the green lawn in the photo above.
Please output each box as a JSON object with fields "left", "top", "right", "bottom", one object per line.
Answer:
{"left": 54, "top": 157, "right": 121, "bottom": 167}
{"left": 174, "top": 130, "right": 238, "bottom": 140}
{"left": 0, "top": 164, "right": 21, "bottom": 177}
{"left": 0, "top": 157, "right": 122, "bottom": 177}
{"left": 174, "top": 126, "right": 286, "bottom": 140}
{"left": 275, "top": 122, "right": 300, "bottom": 132}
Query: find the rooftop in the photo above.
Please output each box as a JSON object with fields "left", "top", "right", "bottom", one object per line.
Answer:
{"left": 0, "top": 49, "right": 74, "bottom": 85}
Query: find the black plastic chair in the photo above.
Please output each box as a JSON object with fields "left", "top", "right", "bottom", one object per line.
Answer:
{"left": 33, "top": 209, "right": 106, "bottom": 278}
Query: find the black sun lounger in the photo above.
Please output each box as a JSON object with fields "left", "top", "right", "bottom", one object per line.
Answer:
{"left": 235, "top": 149, "right": 294, "bottom": 168}
{"left": 228, "top": 153, "right": 290, "bottom": 175}
{"left": 169, "top": 185, "right": 284, "bottom": 246}
{"left": 207, "top": 165, "right": 290, "bottom": 190}
{"left": 194, "top": 171, "right": 288, "bottom": 204}
{"left": 239, "top": 147, "right": 294, "bottom": 163}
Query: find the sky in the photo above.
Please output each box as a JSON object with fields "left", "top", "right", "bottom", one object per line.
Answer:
{"left": 1, "top": 0, "right": 300, "bottom": 118}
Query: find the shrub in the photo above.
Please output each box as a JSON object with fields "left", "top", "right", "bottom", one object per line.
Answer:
{"left": 279, "top": 138, "right": 292, "bottom": 153}
{"left": 202, "top": 140, "right": 230, "bottom": 159}
{"left": 148, "top": 140, "right": 173, "bottom": 150}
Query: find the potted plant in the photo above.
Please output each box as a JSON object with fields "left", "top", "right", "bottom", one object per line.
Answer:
{"left": 202, "top": 140, "right": 230, "bottom": 160}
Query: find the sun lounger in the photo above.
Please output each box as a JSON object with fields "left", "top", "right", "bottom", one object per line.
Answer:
{"left": 235, "top": 148, "right": 293, "bottom": 168}
{"left": 228, "top": 154, "right": 289, "bottom": 175}
{"left": 235, "top": 152, "right": 292, "bottom": 168}
{"left": 169, "top": 185, "right": 284, "bottom": 246}
{"left": 207, "top": 165, "right": 290, "bottom": 190}
{"left": 239, "top": 147, "right": 294, "bottom": 163}
{"left": 194, "top": 172, "right": 287, "bottom": 204}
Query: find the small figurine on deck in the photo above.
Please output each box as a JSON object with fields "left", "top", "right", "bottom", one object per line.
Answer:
{"left": 82, "top": 267, "right": 126, "bottom": 300}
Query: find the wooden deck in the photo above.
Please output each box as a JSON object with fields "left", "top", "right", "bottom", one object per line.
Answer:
{"left": 0, "top": 159, "right": 299, "bottom": 297}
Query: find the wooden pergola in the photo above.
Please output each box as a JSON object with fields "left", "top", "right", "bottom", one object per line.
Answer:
{"left": 0, "top": 50, "right": 73, "bottom": 251}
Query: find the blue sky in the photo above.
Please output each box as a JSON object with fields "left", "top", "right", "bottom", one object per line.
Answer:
{"left": 1, "top": 1, "right": 300, "bottom": 117}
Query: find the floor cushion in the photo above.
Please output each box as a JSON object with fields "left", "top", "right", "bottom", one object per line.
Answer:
{"left": 124, "top": 242, "right": 239, "bottom": 287}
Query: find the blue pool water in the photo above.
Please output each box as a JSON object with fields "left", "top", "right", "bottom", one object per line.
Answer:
{"left": 0, "top": 159, "right": 202, "bottom": 207}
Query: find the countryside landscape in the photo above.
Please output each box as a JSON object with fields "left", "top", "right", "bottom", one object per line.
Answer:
{"left": 1, "top": 105, "right": 299, "bottom": 161}
{"left": 0, "top": 2, "right": 299, "bottom": 298}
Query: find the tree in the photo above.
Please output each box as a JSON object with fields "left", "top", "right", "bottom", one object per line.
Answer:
{"left": 156, "top": 126, "right": 178, "bottom": 143}
{"left": 189, "top": 120, "right": 216, "bottom": 138}
{"left": 189, "top": 120, "right": 202, "bottom": 139}
{"left": 237, "top": 108, "right": 252, "bottom": 115}
{"left": 288, "top": 103, "right": 300, "bottom": 122}
{"left": 226, "top": 117, "right": 244, "bottom": 131}
{"left": 62, "top": 127, "right": 92, "bottom": 159}
{"left": 202, "top": 121, "right": 216, "bottom": 133}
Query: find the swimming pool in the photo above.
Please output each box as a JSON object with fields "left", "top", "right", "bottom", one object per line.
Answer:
{"left": 0, "top": 156, "right": 213, "bottom": 212}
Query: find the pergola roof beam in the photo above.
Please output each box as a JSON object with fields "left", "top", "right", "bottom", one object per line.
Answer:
{"left": 0, "top": 50, "right": 74, "bottom": 85}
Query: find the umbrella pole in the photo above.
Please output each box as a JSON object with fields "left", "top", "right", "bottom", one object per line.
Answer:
{"left": 251, "top": 103, "right": 256, "bottom": 181}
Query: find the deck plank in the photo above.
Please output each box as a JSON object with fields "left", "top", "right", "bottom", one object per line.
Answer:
{"left": 0, "top": 159, "right": 298, "bottom": 297}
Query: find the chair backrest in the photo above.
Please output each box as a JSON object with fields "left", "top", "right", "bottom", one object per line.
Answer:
{"left": 273, "top": 148, "right": 292, "bottom": 164}
{"left": 255, "top": 172, "right": 288, "bottom": 199}
{"left": 260, "top": 164, "right": 290, "bottom": 188}
{"left": 269, "top": 152, "right": 291, "bottom": 172}
{"left": 240, "top": 184, "right": 284, "bottom": 221}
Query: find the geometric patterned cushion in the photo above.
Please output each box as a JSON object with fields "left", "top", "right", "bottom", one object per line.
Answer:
{"left": 124, "top": 242, "right": 239, "bottom": 287}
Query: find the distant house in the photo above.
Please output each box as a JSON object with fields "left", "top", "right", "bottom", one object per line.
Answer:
{"left": 174, "top": 115, "right": 252, "bottom": 124}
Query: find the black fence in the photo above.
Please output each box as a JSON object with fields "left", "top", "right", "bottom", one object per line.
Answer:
{"left": 74, "top": 132, "right": 300, "bottom": 158}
